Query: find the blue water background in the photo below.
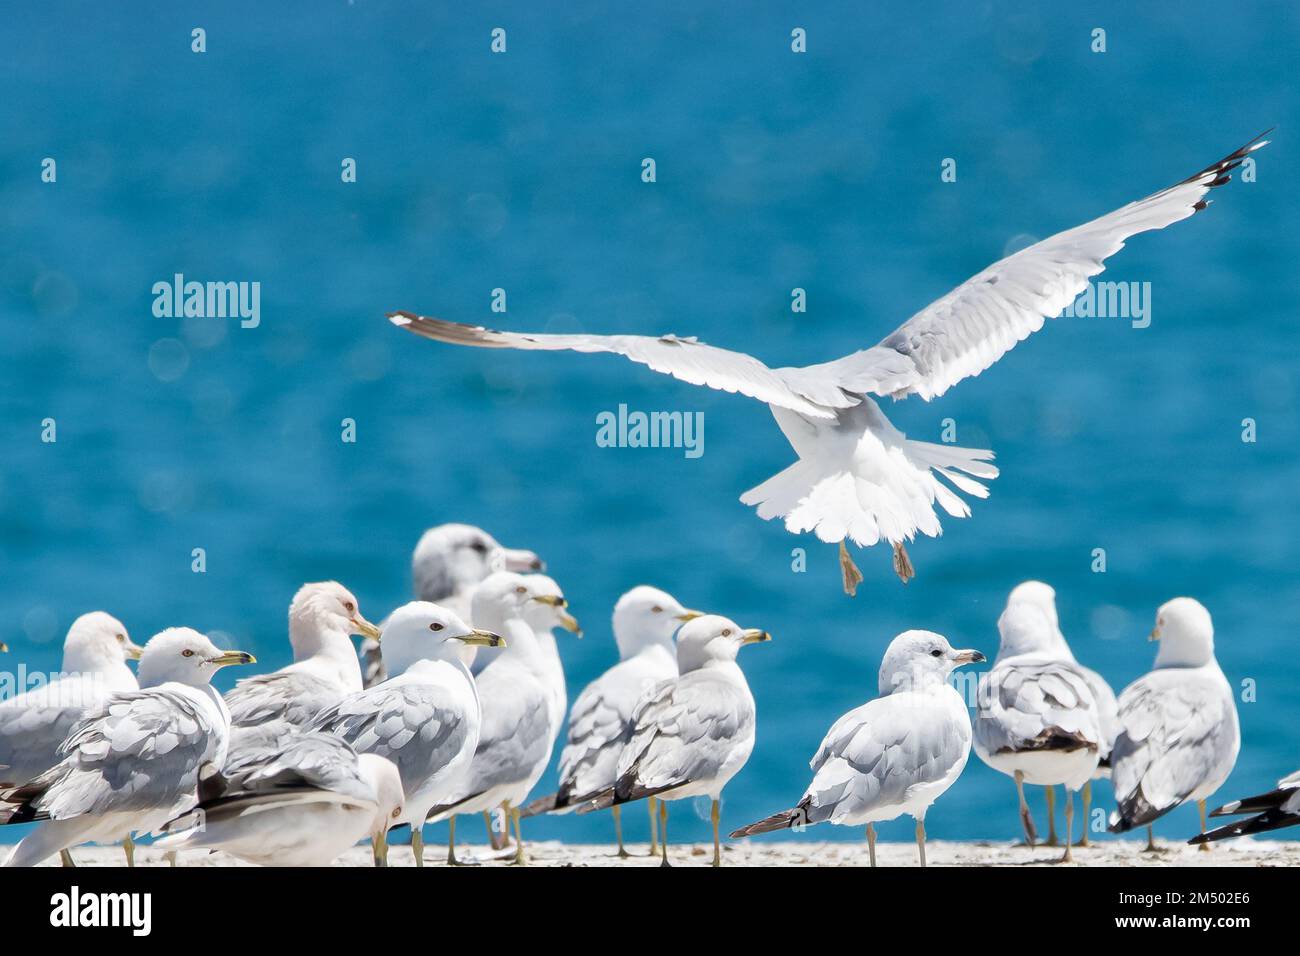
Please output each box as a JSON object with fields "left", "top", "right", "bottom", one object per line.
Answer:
{"left": 2, "top": 2, "right": 1298, "bottom": 849}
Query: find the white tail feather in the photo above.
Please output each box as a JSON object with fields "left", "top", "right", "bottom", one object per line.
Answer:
{"left": 741, "top": 438, "right": 997, "bottom": 547}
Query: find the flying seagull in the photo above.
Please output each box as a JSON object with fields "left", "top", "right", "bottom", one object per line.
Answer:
{"left": 388, "top": 133, "right": 1269, "bottom": 593}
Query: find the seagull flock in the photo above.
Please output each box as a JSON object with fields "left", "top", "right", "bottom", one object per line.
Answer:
{"left": 0, "top": 522, "right": 1285, "bottom": 867}
{"left": 0, "top": 135, "right": 1282, "bottom": 867}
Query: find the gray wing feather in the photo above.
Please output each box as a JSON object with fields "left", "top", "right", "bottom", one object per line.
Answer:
{"left": 310, "top": 684, "right": 468, "bottom": 794}
{"left": 975, "top": 659, "right": 1102, "bottom": 755}
{"left": 0, "top": 677, "right": 106, "bottom": 787}
{"left": 1110, "top": 669, "right": 1239, "bottom": 814}
{"left": 226, "top": 671, "right": 342, "bottom": 730}
{"left": 616, "top": 671, "right": 752, "bottom": 792}
{"left": 803, "top": 695, "right": 969, "bottom": 823}
{"left": 25, "top": 689, "right": 220, "bottom": 819}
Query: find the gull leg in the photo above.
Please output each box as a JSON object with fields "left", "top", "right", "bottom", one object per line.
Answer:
{"left": 447, "top": 817, "right": 459, "bottom": 866}
{"left": 412, "top": 825, "right": 424, "bottom": 868}
{"left": 866, "top": 823, "right": 877, "bottom": 868}
{"left": 892, "top": 541, "right": 915, "bottom": 584}
{"left": 1046, "top": 785, "right": 1058, "bottom": 847}
{"left": 659, "top": 800, "right": 670, "bottom": 868}
{"left": 1143, "top": 824, "right": 1163, "bottom": 853}
{"left": 123, "top": 835, "right": 135, "bottom": 868}
{"left": 59, "top": 849, "right": 76, "bottom": 868}
{"left": 510, "top": 805, "right": 527, "bottom": 866}
{"left": 372, "top": 829, "right": 388, "bottom": 868}
{"left": 1075, "top": 781, "right": 1092, "bottom": 847}
{"left": 1015, "top": 771, "right": 1037, "bottom": 846}
{"left": 166, "top": 851, "right": 177, "bottom": 867}
{"left": 839, "top": 541, "right": 864, "bottom": 596}
{"left": 915, "top": 817, "right": 927, "bottom": 868}
{"left": 1197, "top": 800, "right": 1211, "bottom": 853}
{"left": 648, "top": 798, "right": 659, "bottom": 856}
{"left": 613, "top": 805, "right": 629, "bottom": 858}
{"left": 1058, "top": 790, "right": 1074, "bottom": 864}
{"left": 711, "top": 799, "right": 721, "bottom": 868}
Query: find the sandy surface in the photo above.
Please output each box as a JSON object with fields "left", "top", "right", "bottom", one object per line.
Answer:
{"left": 35, "top": 837, "right": 1300, "bottom": 867}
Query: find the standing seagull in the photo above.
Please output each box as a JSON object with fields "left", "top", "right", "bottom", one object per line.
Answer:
{"left": 363, "top": 524, "right": 543, "bottom": 685}
{"left": 524, "top": 586, "right": 701, "bottom": 856}
{"left": 0, "top": 612, "right": 142, "bottom": 790}
{"left": 1108, "top": 598, "right": 1239, "bottom": 851}
{"left": 309, "top": 602, "right": 502, "bottom": 866}
{"left": 154, "top": 732, "right": 405, "bottom": 867}
{"left": 974, "top": 604, "right": 1103, "bottom": 862}
{"left": 731, "top": 631, "right": 983, "bottom": 866}
{"left": 0, "top": 612, "right": 143, "bottom": 866}
{"left": 1, "top": 629, "right": 254, "bottom": 867}
{"left": 1007, "top": 581, "right": 1120, "bottom": 847}
{"left": 580, "top": 614, "right": 771, "bottom": 867}
{"left": 388, "top": 135, "right": 1268, "bottom": 593}
{"left": 426, "top": 573, "right": 573, "bottom": 865}
{"left": 225, "top": 582, "right": 380, "bottom": 734}
{"left": 1191, "top": 769, "right": 1300, "bottom": 844}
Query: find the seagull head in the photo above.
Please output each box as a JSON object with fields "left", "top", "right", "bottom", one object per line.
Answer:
{"left": 995, "top": 603, "right": 1058, "bottom": 661}
{"left": 1149, "top": 597, "right": 1215, "bottom": 667}
{"left": 1006, "top": 580, "right": 1073, "bottom": 660}
{"left": 675, "top": 614, "right": 770, "bottom": 673}
{"left": 62, "top": 611, "right": 143, "bottom": 672}
{"left": 289, "top": 582, "right": 381, "bottom": 657}
{"left": 612, "top": 586, "right": 701, "bottom": 659}
{"left": 137, "top": 628, "right": 255, "bottom": 689}
{"left": 521, "top": 574, "right": 582, "bottom": 638}
{"left": 358, "top": 753, "right": 406, "bottom": 847}
{"left": 378, "top": 601, "right": 503, "bottom": 675}
{"left": 878, "top": 630, "right": 985, "bottom": 695}
{"left": 412, "top": 524, "right": 544, "bottom": 602}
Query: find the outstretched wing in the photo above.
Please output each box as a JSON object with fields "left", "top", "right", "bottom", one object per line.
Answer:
{"left": 387, "top": 311, "right": 852, "bottom": 418}
{"left": 806, "top": 133, "right": 1271, "bottom": 401}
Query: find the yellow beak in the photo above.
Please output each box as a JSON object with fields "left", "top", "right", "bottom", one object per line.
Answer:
{"left": 459, "top": 629, "right": 506, "bottom": 648}
{"left": 557, "top": 609, "right": 583, "bottom": 637}
{"left": 210, "top": 650, "right": 256, "bottom": 667}
{"left": 353, "top": 615, "right": 382, "bottom": 641}
{"left": 0, "top": 641, "right": 7, "bottom": 653}
{"left": 675, "top": 610, "right": 704, "bottom": 623}
{"left": 121, "top": 637, "right": 145, "bottom": 661}
{"left": 1148, "top": 626, "right": 1161, "bottom": 642}
{"left": 741, "top": 628, "right": 772, "bottom": 645}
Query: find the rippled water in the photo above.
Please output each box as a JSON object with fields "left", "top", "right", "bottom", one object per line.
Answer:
{"left": 2, "top": 3, "right": 1297, "bottom": 848}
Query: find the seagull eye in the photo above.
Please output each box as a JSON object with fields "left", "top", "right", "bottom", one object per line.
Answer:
{"left": 344, "top": 601, "right": 356, "bottom": 613}
{"left": 930, "top": 649, "right": 943, "bottom": 658}
{"left": 391, "top": 807, "right": 401, "bottom": 819}
{"left": 182, "top": 649, "right": 195, "bottom": 658}
{"left": 652, "top": 606, "right": 663, "bottom": 614}
{"left": 515, "top": 586, "right": 527, "bottom": 595}
{"left": 471, "top": 541, "right": 489, "bottom": 555}
{"left": 430, "top": 622, "right": 444, "bottom": 632}
{"left": 722, "top": 628, "right": 732, "bottom": 637}
{"left": 116, "top": 634, "right": 126, "bottom": 643}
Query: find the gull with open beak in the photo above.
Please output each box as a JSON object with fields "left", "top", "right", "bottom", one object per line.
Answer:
{"left": 310, "top": 602, "right": 501, "bottom": 866}
{"left": 580, "top": 614, "right": 770, "bottom": 867}
{"left": 524, "top": 586, "right": 700, "bottom": 857}
{"left": 225, "top": 582, "right": 380, "bottom": 735}
{"left": 1108, "top": 598, "right": 1239, "bottom": 851}
{"left": 0, "top": 612, "right": 142, "bottom": 866}
{"left": 425, "top": 572, "right": 579, "bottom": 864}
{"left": 2, "top": 628, "right": 255, "bottom": 867}
{"left": 733, "top": 631, "right": 983, "bottom": 866}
